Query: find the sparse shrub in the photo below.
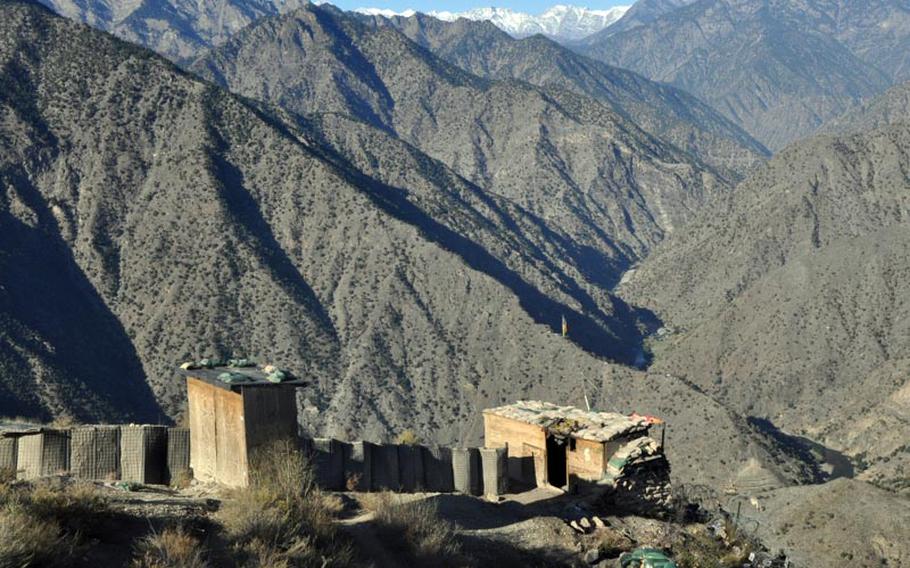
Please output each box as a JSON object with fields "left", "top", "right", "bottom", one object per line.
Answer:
{"left": 132, "top": 527, "right": 210, "bottom": 568}
{"left": 170, "top": 468, "right": 194, "bottom": 490}
{"left": 0, "top": 468, "right": 16, "bottom": 486}
{"left": 672, "top": 523, "right": 754, "bottom": 568}
{"left": 218, "top": 440, "right": 352, "bottom": 567}
{"left": 396, "top": 430, "right": 421, "bottom": 445}
{"left": 49, "top": 414, "right": 77, "bottom": 429}
{"left": 0, "top": 481, "right": 104, "bottom": 566}
{"left": 371, "top": 493, "right": 463, "bottom": 567}
{"left": 0, "top": 497, "right": 70, "bottom": 567}
{"left": 29, "top": 480, "right": 109, "bottom": 536}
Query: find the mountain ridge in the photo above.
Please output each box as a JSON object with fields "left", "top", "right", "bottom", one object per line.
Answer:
{"left": 575, "top": 0, "right": 898, "bottom": 150}
{"left": 363, "top": 10, "right": 769, "bottom": 179}
{"left": 351, "top": 3, "right": 630, "bottom": 42}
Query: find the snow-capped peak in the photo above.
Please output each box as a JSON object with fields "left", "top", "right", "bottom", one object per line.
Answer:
{"left": 351, "top": 4, "right": 630, "bottom": 42}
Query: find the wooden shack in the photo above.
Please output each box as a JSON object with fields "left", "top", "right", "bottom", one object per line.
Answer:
{"left": 182, "top": 366, "right": 307, "bottom": 487}
{"left": 483, "top": 401, "right": 665, "bottom": 492}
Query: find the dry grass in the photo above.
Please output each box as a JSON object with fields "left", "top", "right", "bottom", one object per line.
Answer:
{"left": 218, "top": 440, "right": 352, "bottom": 567}
{"left": 370, "top": 493, "right": 464, "bottom": 567}
{"left": 29, "top": 480, "right": 109, "bottom": 536}
{"left": 170, "top": 468, "right": 194, "bottom": 490}
{"left": 395, "top": 430, "right": 421, "bottom": 445}
{"left": 0, "top": 497, "right": 71, "bottom": 567}
{"left": 48, "top": 414, "right": 78, "bottom": 429}
{"left": 0, "top": 480, "right": 107, "bottom": 567}
{"left": 672, "top": 523, "right": 754, "bottom": 568}
{"left": 132, "top": 527, "right": 210, "bottom": 568}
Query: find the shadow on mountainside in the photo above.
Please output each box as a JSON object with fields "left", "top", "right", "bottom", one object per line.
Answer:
{"left": 258, "top": 109, "right": 663, "bottom": 367}
{"left": 0, "top": 171, "right": 163, "bottom": 423}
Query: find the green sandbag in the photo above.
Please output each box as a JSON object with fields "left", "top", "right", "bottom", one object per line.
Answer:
{"left": 218, "top": 372, "right": 251, "bottom": 384}
{"left": 266, "top": 370, "right": 287, "bottom": 383}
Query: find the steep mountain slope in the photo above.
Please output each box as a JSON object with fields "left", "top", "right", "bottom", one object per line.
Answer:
{"left": 0, "top": 0, "right": 661, "bottom": 444}
{"left": 0, "top": 0, "right": 827, "bottom": 496}
{"left": 577, "top": 0, "right": 892, "bottom": 150}
{"left": 743, "top": 479, "right": 910, "bottom": 567}
{"left": 823, "top": 79, "right": 910, "bottom": 135}
{"left": 580, "top": 0, "right": 694, "bottom": 37}
{"left": 365, "top": 12, "right": 769, "bottom": 179}
{"left": 622, "top": 121, "right": 910, "bottom": 493}
{"left": 807, "top": 0, "right": 910, "bottom": 84}
{"left": 36, "top": 0, "right": 307, "bottom": 61}
{"left": 193, "top": 3, "right": 731, "bottom": 279}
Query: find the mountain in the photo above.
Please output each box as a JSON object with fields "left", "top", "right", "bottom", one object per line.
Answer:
{"left": 0, "top": 0, "right": 819, "bottom": 494}
{"left": 742, "top": 479, "right": 910, "bottom": 567}
{"left": 822, "top": 79, "right": 910, "bottom": 135}
{"left": 363, "top": 11, "right": 769, "bottom": 179}
{"left": 580, "top": 0, "right": 694, "bottom": 36}
{"left": 354, "top": 4, "right": 630, "bottom": 42}
{"left": 3, "top": 0, "right": 653, "bottom": 438}
{"left": 621, "top": 116, "right": 910, "bottom": 494}
{"left": 35, "top": 0, "right": 308, "bottom": 61}
{"left": 807, "top": 0, "right": 910, "bottom": 84}
{"left": 192, "top": 3, "right": 734, "bottom": 276}
{"left": 576, "top": 0, "right": 894, "bottom": 151}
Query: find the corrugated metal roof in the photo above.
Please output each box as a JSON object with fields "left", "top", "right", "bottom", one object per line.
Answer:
{"left": 483, "top": 400, "right": 650, "bottom": 442}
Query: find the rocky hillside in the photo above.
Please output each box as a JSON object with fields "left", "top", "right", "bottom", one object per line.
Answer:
{"left": 36, "top": 0, "right": 307, "bottom": 61}
{"left": 0, "top": 0, "right": 825, "bottom": 495}
{"left": 743, "top": 479, "right": 910, "bottom": 567}
{"left": 822, "top": 79, "right": 910, "bottom": 135}
{"left": 192, "top": 4, "right": 736, "bottom": 277}
{"left": 622, "top": 117, "right": 910, "bottom": 494}
{"left": 362, "top": 11, "right": 769, "bottom": 180}
{"left": 577, "top": 0, "right": 896, "bottom": 151}
{"left": 2, "top": 0, "right": 656, "bottom": 435}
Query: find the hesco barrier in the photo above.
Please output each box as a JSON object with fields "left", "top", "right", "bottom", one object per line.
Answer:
{"left": 71, "top": 426, "right": 121, "bottom": 480}
{"left": 166, "top": 427, "right": 191, "bottom": 484}
{"left": 1, "top": 425, "right": 191, "bottom": 483}
{"left": 121, "top": 425, "right": 168, "bottom": 484}
{"left": 480, "top": 447, "right": 508, "bottom": 499}
{"left": 372, "top": 443, "right": 400, "bottom": 491}
{"left": 299, "top": 438, "right": 501, "bottom": 497}
{"left": 452, "top": 447, "right": 481, "bottom": 496}
{"left": 312, "top": 438, "right": 345, "bottom": 491}
{"left": 0, "top": 424, "right": 510, "bottom": 499}
{"left": 17, "top": 429, "right": 70, "bottom": 479}
{"left": 398, "top": 444, "right": 425, "bottom": 492}
{"left": 422, "top": 446, "right": 454, "bottom": 493}
{"left": 344, "top": 441, "right": 373, "bottom": 491}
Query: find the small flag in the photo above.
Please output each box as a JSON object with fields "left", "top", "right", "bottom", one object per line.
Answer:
{"left": 561, "top": 315, "right": 568, "bottom": 337}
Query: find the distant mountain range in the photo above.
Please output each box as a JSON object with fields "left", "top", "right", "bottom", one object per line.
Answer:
{"left": 351, "top": 4, "right": 630, "bottom": 41}
{"left": 577, "top": 0, "right": 910, "bottom": 150}
{"left": 622, "top": 82, "right": 910, "bottom": 495}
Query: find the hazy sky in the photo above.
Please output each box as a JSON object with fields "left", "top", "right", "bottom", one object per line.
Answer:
{"left": 328, "top": 1, "right": 631, "bottom": 12}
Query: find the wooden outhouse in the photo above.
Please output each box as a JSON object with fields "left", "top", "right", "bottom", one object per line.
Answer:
{"left": 483, "top": 401, "right": 665, "bottom": 491}
{"left": 182, "top": 367, "right": 307, "bottom": 487}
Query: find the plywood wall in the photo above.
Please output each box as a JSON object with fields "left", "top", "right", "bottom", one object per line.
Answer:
{"left": 187, "top": 378, "right": 217, "bottom": 482}
{"left": 242, "top": 386, "right": 298, "bottom": 452}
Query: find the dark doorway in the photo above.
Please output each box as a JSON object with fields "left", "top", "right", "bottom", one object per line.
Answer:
{"left": 545, "top": 435, "right": 567, "bottom": 488}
